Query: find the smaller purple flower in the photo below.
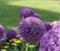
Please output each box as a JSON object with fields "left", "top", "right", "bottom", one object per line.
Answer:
{"left": 19, "top": 8, "right": 39, "bottom": 19}
{"left": 45, "top": 22, "right": 52, "bottom": 31}
{"left": 19, "top": 8, "right": 34, "bottom": 18}
{"left": 6, "top": 29, "right": 17, "bottom": 40}
{"left": 0, "top": 25, "right": 4, "bottom": 39}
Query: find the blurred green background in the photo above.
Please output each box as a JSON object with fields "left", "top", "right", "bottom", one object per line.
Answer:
{"left": 0, "top": 0, "right": 60, "bottom": 31}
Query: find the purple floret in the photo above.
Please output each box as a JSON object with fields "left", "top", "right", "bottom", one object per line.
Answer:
{"left": 40, "top": 21, "right": 60, "bottom": 51}
{"left": 0, "top": 25, "right": 4, "bottom": 39}
{"left": 6, "top": 29, "right": 17, "bottom": 40}
{"left": 45, "top": 22, "right": 52, "bottom": 31}
{"left": 19, "top": 8, "right": 39, "bottom": 18}
{"left": 18, "top": 17, "right": 46, "bottom": 43}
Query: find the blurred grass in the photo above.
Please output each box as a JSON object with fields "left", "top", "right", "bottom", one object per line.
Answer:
{"left": 0, "top": 0, "right": 60, "bottom": 31}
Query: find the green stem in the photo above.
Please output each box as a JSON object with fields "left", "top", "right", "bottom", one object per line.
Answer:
{"left": 25, "top": 43, "right": 29, "bottom": 51}
{"left": 21, "top": 43, "right": 24, "bottom": 51}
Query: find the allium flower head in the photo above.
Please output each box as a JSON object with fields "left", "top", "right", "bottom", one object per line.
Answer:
{"left": 40, "top": 22, "right": 60, "bottom": 51}
{"left": 6, "top": 29, "right": 17, "bottom": 40}
{"left": 19, "top": 8, "right": 39, "bottom": 19}
{"left": 45, "top": 22, "right": 52, "bottom": 31}
{"left": 18, "top": 17, "right": 46, "bottom": 43}
{"left": 19, "top": 8, "right": 34, "bottom": 18}
{"left": 0, "top": 25, "right": 4, "bottom": 39}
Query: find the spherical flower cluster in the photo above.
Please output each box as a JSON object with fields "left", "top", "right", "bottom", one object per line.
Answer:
{"left": 40, "top": 21, "right": 60, "bottom": 51}
{"left": 18, "top": 17, "right": 46, "bottom": 43}
{"left": 45, "top": 22, "right": 52, "bottom": 31}
{"left": 0, "top": 25, "right": 4, "bottom": 39}
{"left": 6, "top": 29, "right": 17, "bottom": 40}
{"left": 19, "top": 8, "right": 39, "bottom": 18}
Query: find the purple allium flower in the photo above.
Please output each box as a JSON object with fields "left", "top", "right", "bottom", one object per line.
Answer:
{"left": 19, "top": 8, "right": 34, "bottom": 18}
{"left": 40, "top": 22, "right": 60, "bottom": 51}
{"left": 18, "top": 17, "right": 46, "bottom": 43}
{"left": 0, "top": 25, "right": 4, "bottom": 39}
{"left": 45, "top": 22, "right": 52, "bottom": 31}
{"left": 6, "top": 29, "right": 17, "bottom": 40}
{"left": 19, "top": 8, "right": 39, "bottom": 19}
